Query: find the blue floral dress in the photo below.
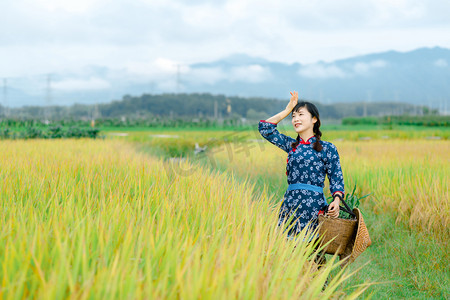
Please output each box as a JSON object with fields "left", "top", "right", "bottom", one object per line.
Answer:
{"left": 258, "top": 120, "right": 345, "bottom": 238}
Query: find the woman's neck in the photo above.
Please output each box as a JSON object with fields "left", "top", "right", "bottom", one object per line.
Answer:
{"left": 299, "top": 131, "right": 315, "bottom": 141}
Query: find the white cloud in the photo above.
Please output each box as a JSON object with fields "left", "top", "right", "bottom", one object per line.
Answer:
{"left": 299, "top": 59, "right": 388, "bottom": 79}
{"left": 229, "top": 65, "right": 271, "bottom": 83}
{"left": 434, "top": 59, "right": 448, "bottom": 67}
{"left": 53, "top": 77, "right": 111, "bottom": 91}
{"left": 353, "top": 60, "right": 388, "bottom": 74}
{"left": 30, "top": 0, "right": 104, "bottom": 13}
{"left": 185, "top": 67, "right": 227, "bottom": 85}
{"left": 176, "top": 64, "right": 271, "bottom": 85}
{"left": 154, "top": 58, "right": 181, "bottom": 73}
{"left": 1, "top": 0, "right": 450, "bottom": 78}
{"left": 370, "top": 0, "right": 425, "bottom": 24}
{"left": 298, "top": 64, "right": 347, "bottom": 79}
{"left": 125, "top": 58, "right": 182, "bottom": 76}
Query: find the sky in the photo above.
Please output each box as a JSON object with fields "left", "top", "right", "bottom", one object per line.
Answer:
{"left": 1, "top": 0, "right": 450, "bottom": 80}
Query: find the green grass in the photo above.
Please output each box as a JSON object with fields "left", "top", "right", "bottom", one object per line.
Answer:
{"left": 133, "top": 132, "right": 450, "bottom": 299}
{"left": 334, "top": 202, "right": 449, "bottom": 299}
{"left": 322, "top": 124, "right": 450, "bottom": 131}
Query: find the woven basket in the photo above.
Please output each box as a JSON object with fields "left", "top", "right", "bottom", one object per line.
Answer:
{"left": 317, "top": 215, "right": 357, "bottom": 255}
{"left": 339, "top": 208, "right": 372, "bottom": 266}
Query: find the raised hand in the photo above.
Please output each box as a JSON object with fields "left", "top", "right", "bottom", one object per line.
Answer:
{"left": 285, "top": 91, "right": 299, "bottom": 112}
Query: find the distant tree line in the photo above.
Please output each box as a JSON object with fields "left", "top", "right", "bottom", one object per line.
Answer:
{"left": 0, "top": 117, "right": 253, "bottom": 130}
{"left": 1, "top": 93, "right": 438, "bottom": 122}
{"left": 0, "top": 126, "right": 101, "bottom": 140}
{"left": 342, "top": 115, "right": 449, "bottom": 127}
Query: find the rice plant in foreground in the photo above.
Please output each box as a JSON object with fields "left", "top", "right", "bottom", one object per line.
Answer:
{"left": 0, "top": 140, "right": 366, "bottom": 299}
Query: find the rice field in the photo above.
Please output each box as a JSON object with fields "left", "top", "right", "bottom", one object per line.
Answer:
{"left": 0, "top": 140, "right": 366, "bottom": 299}
{"left": 338, "top": 140, "right": 449, "bottom": 235}
{"left": 126, "top": 126, "right": 449, "bottom": 298}
{"left": 169, "top": 130, "right": 448, "bottom": 298}
{"left": 207, "top": 139, "right": 449, "bottom": 236}
{"left": 1, "top": 125, "right": 448, "bottom": 299}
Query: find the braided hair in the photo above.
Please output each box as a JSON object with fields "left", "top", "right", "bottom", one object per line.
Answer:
{"left": 290, "top": 101, "right": 323, "bottom": 152}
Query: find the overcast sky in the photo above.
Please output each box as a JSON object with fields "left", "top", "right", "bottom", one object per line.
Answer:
{"left": 1, "top": 0, "right": 450, "bottom": 78}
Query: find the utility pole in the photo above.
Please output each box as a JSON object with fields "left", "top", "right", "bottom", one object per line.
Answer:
{"left": 91, "top": 103, "right": 100, "bottom": 127}
{"left": 226, "top": 99, "right": 232, "bottom": 117}
{"left": 364, "top": 90, "right": 371, "bottom": 117}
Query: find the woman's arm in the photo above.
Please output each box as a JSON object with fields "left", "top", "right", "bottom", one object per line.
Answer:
{"left": 258, "top": 120, "right": 296, "bottom": 153}
{"left": 325, "top": 143, "right": 345, "bottom": 218}
{"left": 258, "top": 92, "right": 299, "bottom": 153}
{"left": 265, "top": 91, "right": 298, "bottom": 124}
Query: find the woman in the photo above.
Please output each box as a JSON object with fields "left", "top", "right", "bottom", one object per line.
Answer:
{"left": 258, "top": 91, "right": 345, "bottom": 240}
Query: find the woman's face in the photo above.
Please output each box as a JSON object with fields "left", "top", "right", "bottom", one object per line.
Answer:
{"left": 291, "top": 107, "right": 317, "bottom": 134}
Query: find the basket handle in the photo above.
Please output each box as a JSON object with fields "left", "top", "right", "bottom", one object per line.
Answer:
{"left": 339, "top": 199, "right": 356, "bottom": 218}
{"left": 323, "top": 198, "right": 356, "bottom": 218}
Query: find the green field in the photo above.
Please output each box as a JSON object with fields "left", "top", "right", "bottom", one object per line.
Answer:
{"left": 118, "top": 126, "right": 449, "bottom": 298}
{"left": 1, "top": 125, "right": 449, "bottom": 299}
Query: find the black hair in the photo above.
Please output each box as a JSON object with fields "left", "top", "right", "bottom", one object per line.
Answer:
{"left": 290, "top": 101, "right": 323, "bottom": 152}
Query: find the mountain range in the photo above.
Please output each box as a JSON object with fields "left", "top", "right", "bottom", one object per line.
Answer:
{"left": 3, "top": 47, "right": 450, "bottom": 109}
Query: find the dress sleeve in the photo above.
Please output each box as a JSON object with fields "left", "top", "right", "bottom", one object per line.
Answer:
{"left": 324, "top": 143, "right": 345, "bottom": 196}
{"left": 258, "top": 120, "right": 296, "bottom": 153}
